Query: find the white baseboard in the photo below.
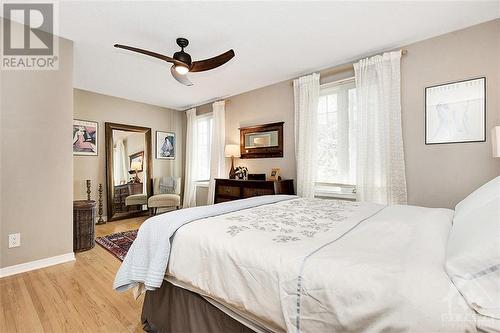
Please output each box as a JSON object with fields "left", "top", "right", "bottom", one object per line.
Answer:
{"left": 0, "top": 252, "right": 75, "bottom": 278}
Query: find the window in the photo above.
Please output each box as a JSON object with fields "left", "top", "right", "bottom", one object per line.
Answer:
{"left": 194, "top": 114, "right": 213, "bottom": 182}
{"left": 316, "top": 78, "right": 357, "bottom": 198}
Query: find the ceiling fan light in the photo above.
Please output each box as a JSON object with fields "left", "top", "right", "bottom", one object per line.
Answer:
{"left": 175, "top": 65, "right": 189, "bottom": 75}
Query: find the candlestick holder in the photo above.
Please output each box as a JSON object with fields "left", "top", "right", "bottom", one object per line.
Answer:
{"left": 97, "top": 183, "right": 105, "bottom": 225}
{"left": 86, "top": 180, "right": 92, "bottom": 201}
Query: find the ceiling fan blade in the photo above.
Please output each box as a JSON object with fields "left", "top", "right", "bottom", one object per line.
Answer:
{"left": 114, "top": 44, "right": 186, "bottom": 67}
{"left": 190, "top": 49, "right": 235, "bottom": 73}
{"left": 170, "top": 66, "right": 193, "bottom": 86}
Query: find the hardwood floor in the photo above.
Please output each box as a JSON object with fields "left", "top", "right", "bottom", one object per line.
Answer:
{"left": 0, "top": 217, "right": 147, "bottom": 333}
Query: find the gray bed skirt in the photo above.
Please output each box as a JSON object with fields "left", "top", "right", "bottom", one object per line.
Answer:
{"left": 141, "top": 280, "right": 257, "bottom": 333}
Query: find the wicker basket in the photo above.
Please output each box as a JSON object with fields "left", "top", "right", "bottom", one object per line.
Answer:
{"left": 73, "top": 200, "right": 96, "bottom": 252}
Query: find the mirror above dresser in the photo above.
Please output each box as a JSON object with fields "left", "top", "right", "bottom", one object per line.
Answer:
{"left": 239, "top": 122, "right": 284, "bottom": 159}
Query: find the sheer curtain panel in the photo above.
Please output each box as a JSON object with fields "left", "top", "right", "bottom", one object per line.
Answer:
{"left": 183, "top": 108, "right": 198, "bottom": 208}
{"left": 293, "top": 73, "right": 320, "bottom": 198}
{"left": 113, "top": 140, "right": 128, "bottom": 185}
{"left": 353, "top": 51, "right": 407, "bottom": 204}
{"left": 207, "top": 101, "right": 226, "bottom": 205}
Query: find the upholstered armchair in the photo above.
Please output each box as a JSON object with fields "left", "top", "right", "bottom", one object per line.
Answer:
{"left": 148, "top": 177, "right": 181, "bottom": 215}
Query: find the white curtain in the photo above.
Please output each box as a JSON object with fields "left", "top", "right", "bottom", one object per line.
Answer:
{"left": 207, "top": 101, "right": 226, "bottom": 205}
{"left": 183, "top": 108, "right": 198, "bottom": 208}
{"left": 113, "top": 140, "right": 128, "bottom": 185}
{"left": 293, "top": 73, "right": 320, "bottom": 198}
{"left": 353, "top": 51, "right": 407, "bottom": 204}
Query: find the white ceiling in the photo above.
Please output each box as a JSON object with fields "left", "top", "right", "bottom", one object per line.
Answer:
{"left": 58, "top": 1, "right": 499, "bottom": 111}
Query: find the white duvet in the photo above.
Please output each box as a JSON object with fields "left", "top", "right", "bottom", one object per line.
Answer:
{"left": 167, "top": 197, "right": 478, "bottom": 333}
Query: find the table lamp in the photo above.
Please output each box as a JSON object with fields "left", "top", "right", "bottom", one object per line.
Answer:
{"left": 492, "top": 126, "right": 500, "bottom": 158}
{"left": 131, "top": 161, "right": 142, "bottom": 183}
{"left": 225, "top": 144, "right": 241, "bottom": 179}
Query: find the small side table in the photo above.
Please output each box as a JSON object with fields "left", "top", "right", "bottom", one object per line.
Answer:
{"left": 73, "top": 200, "right": 96, "bottom": 252}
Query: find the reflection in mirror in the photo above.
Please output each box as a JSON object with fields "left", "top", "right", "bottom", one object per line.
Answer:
{"left": 106, "top": 123, "right": 152, "bottom": 221}
{"left": 112, "top": 130, "right": 147, "bottom": 217}
{"left": 244, "top": 130, "right": 278, "bottom": 148}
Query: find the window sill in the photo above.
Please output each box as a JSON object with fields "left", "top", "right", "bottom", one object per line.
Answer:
{"left": 314, "top": 183, "right": 356, "bottom": 200}
{"left": 195, "top": 181, "right": 209, "bottom": 188}
{"left": 315, "top": 191, "right": 356, "bottom": 200}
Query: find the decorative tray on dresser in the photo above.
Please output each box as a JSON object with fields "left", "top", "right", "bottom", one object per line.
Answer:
{"left": 214, "top": 178, "right": 294, "bottom": 204}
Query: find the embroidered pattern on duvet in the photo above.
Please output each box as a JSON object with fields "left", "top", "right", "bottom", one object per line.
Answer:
{"left": 224, "top": 198, "right": 360, "bottom": 242}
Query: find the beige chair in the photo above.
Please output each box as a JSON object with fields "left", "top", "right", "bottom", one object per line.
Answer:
{"left": 148, "top": 177, "right": 181, "bottom": 215}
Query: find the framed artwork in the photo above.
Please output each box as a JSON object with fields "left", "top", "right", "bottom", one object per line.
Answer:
{"left": 73, "top": 119, "right": 98, "bottom": 156}
{"left": 269, "top": 168, "right": 281, "bottom": 181}
{"left": 129, "top": 151, "right": 144, "bottom": 173}
{"left": 425, "top": 77, "right": 486, "bottom": 145}
{"left": 156, "top": 131, "right": 175, "bottom": 160}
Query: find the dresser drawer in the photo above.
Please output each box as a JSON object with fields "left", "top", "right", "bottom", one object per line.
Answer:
{"left": 116, "top": 188, "right": 128, "bottom": 195}
{"left": 213, "top": 178, "right": 294, "bottom": 203}
{"left": 242, "top": 187, "right": 274, "bottom": 198}
{"left": 216, "top": 185, "right": 241, "bottom": 197}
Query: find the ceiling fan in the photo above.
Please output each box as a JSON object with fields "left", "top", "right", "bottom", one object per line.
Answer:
{"left": 114, "top": 38, "right": 235, "bottom": 86}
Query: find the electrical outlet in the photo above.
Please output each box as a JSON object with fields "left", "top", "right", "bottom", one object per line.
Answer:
{"left": 8, "top": 233, "right": 21, "bottom": 248}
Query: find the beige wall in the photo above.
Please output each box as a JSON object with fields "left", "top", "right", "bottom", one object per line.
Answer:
{"left": 196, "top": 19, "right": 499, "bottom": 208}
{"left": 197, "top": 68, "right": 354, "bottom": 181}
{"left": 402, "top": 19, "right": 500, "bottom": 208}
{"left": 225, "top": 80, "right": 297, "bottom": 180}
{"left": 73, "top": 89, "right": 186, "bottom": 218}
{"left": 1, "top": 27, "right": 74, "bottom": 268}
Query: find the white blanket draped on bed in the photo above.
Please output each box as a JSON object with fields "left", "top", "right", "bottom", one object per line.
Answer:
{"left": 166, "top": 198, "right": 478, "bottom": 333}
{"left": 113, "top": 195, "right": 296, "bottom": 292}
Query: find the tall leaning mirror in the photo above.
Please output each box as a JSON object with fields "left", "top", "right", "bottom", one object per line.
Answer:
{"left": 105, "top": 122, "right": 152, "bottom": 221}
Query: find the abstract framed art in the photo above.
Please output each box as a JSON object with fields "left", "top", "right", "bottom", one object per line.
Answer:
{"left": 156, "top": 131, "right": 175, "bottom": 160}
{"left": 425, "top": 77, "right": 486, "bottom": 145}
{"left": 73, "top": 119, "right": 98, "bottom": 155}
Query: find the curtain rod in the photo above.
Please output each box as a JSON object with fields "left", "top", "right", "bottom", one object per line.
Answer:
{"left": 319, "top": 49, "right": 408, "bottom": 78}
{"left": 211, "top": 50, "right": 408, "bottom": 107}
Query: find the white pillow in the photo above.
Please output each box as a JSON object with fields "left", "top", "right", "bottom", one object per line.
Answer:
{"left": 445, "top": 176, "right": 500, "bottom": 319}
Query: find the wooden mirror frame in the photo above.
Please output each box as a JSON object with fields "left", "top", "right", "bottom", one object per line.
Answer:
{"left": 239, "top": 122, "right": 284, "bottom": 159}
{"left": 105, "top": 122, "right": 153, "bottom": 221}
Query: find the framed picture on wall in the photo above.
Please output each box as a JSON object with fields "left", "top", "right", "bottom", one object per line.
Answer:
{"left": 156, "top": 131, "right": 175, "bottom": 160}
{"left": 129, "top": 151, "right": 144, "bottom": 173}
{"left": 425, "top": 77, "right": 486, "bottom": 145}
{"left": 73, "top": 119, "right": 98, "bottom": 156}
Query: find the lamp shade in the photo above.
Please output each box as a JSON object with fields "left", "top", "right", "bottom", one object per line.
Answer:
{"left": 492, "top": 126, "right": 500, "bottom": 158}
{"left": 225, "top": 144, "right": 241, "bottom": 158}
{"left": 131, "top": 161, "right": 142, "bottom": 171}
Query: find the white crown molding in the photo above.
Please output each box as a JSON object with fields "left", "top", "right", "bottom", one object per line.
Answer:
{"left": 0, "top": 252, "right": 75, "bottom": 278}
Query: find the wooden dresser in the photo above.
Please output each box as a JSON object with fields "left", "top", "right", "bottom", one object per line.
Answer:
{"left": 214, "top": 178, "right": 294, "bottom": 203}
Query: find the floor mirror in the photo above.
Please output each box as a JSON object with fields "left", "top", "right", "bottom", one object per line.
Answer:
{"left": 105, "top": 122, "right": 152, "bottom": 221}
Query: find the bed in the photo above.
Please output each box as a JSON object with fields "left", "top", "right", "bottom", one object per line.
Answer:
{"left": 114, "top": 177, "right": 500, "bottom": 333}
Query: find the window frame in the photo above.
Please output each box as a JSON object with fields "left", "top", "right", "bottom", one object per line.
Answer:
{"left": 315, "top": 77, "right": 357, "bottom": 200}
{"left": 194, "top": 112, "right": 213, "bottom": 183}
